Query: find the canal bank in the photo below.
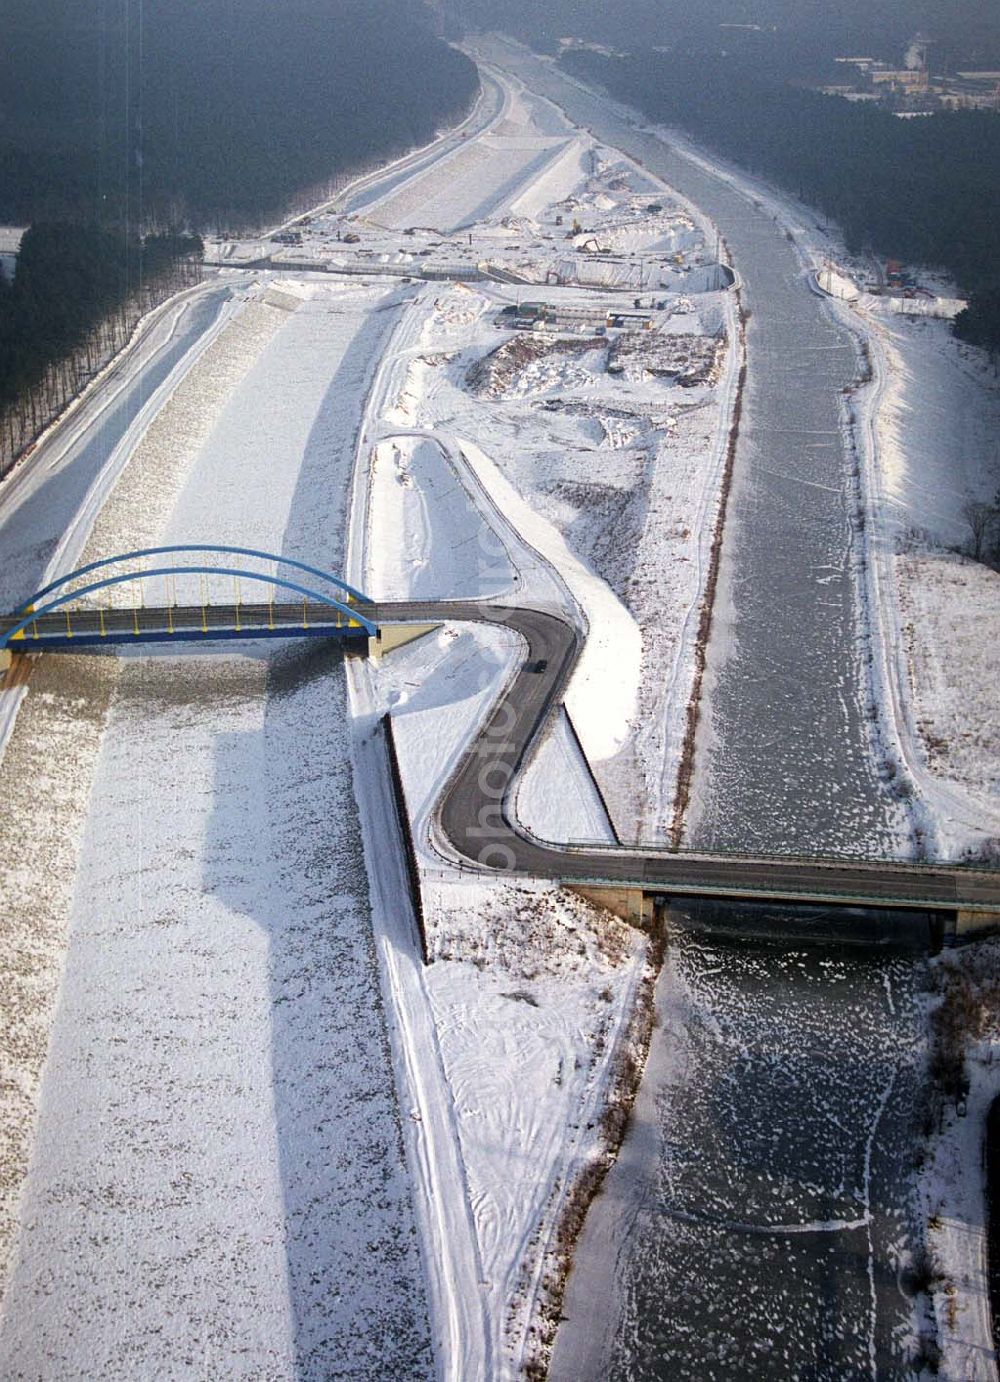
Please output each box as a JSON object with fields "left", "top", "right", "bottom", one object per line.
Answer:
{"left": 915, "top": 944, "right": 1000, "bottom": 1376}
{"left": 986, "top": 1098, "right": 1000, "bottom": 1353}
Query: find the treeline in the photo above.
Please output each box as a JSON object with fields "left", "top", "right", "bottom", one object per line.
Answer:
{"left": 956, "top": 286, "right": 1000, "bottom": 356}
{"left": 561, "top": 48, "right": 1000, "bottom": 356}
{"left": 2, "top": 0, "right": 478, "bottom": 232}
{"left": 0, "top": 226, "right": 202, "bottom": 475}
{"left": 0, "top": 0, "right": 478, "bottom": 473}
{"left": 450, "top": 0, "right": 1000, "bottom": 75}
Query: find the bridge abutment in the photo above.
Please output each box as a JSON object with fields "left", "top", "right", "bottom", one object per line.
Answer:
{"left": 370, "top": 623, "right": 442, "bottom": 660}
{"left": 569, "top": 885, "right": 655, "bottom": 929}
{"left": 956, "top": 908, "right": 1000, "bottom": 940}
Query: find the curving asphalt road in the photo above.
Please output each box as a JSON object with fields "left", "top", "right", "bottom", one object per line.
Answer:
{"left": 376, "top": 600, "right": 1000, "bottom": 916}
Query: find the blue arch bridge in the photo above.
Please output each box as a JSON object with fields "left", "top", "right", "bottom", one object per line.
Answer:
{"left": 0, "top": 546, "right": 384, "bottom": 661}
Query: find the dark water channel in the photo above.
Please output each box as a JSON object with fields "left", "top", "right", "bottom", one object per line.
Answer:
{"left": 552, "top": 906, "right": 929, "bottom": 1380}
{"left": 986, "top": 1098, "right": 1000, "bottom": 1354}
{"left": 490, "top": 42, "right": 905, "bottom": 859}
{"left": 482, "top": 45, "right": 932, "bottom": 1378}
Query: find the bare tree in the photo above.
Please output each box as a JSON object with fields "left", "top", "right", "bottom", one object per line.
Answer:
{"left": 961, "top": 497, "right": 999, "bottom": 563}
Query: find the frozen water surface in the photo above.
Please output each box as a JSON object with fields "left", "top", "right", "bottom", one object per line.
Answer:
{"left": 484, "top": 43, "right": 932, "bottom": 1381}
{"left": 553, "top": 912, "right": 926, "bottom": 1381}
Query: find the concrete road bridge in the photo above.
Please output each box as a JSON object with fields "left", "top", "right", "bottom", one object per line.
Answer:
{"left": 373, "top": 601, "right": 1000, "bottom": 939}
{"left": 3, "top": 554, "right": 998, "bottom": 935}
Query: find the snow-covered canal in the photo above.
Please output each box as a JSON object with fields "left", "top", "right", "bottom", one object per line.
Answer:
{"left": 0, "top": 287, "right": 433, "bottom": 1376}
{"left": 0, "top": 285, "right": 232, "bottom": 612}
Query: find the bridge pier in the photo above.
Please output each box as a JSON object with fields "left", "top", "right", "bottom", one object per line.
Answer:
{"left": 569, "top": 885, "right": 655, "bottom": 929}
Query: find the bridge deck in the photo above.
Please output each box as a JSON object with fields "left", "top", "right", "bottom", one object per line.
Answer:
{"left": 3, "top": 594, "right": 996, "bottom": 919}
{"left": 1, "top": 602, "right": 374, "bottom": 649}
{"left": 373, "top": 601, "right": 1000, "bottom": 918}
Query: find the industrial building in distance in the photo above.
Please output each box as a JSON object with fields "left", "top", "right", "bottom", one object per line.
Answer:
{"left": 821, "top": 35, "right": 1000, "bottom": 114}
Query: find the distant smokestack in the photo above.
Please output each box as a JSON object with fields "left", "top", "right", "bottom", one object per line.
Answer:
{"left": 904, "top": 34, "right": 930, "bottom": 71}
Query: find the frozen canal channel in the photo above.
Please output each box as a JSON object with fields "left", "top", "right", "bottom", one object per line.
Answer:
{"left": 483, "top": 41, "right": 904, "bottom": 859}
{"left": 552, "top": 911, "right": 928, "bottom": 1380}
{"left": 0, "top": 285, "right": 433, "bottom": 1376}
{"left": 485, "top": 44, "right": 932, "bottom": 1381}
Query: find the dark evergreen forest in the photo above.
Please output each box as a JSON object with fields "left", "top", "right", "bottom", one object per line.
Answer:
{"left": 0, "top": 227, "right": 202, "bottom": 473}
{"left": 561, "top": 48, "right": 1000, "bottom": 356}
{"left": 450, "top": 0, "right": 1000, "bottom": 76}
{"left": 2, "top": 0, "right": 478, "bottom": 231}
{"left": 0, "top": 0, "right": 477, "bottom": 470}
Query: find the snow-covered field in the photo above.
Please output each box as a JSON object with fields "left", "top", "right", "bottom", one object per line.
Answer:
{"left": 368, "top": 135, "right": 738, "bottom": 839}
{"left": 897, "top": 552, "right": 1000, "bottom": 845}
{"left": 859, "top": 308, "right": 1000, "bottom": 857}
{"left": 801, "top": 258, "right": 1000, "bottom": 858}
{"left": 861, "top": 307, "right": 999, "bottom": 553}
